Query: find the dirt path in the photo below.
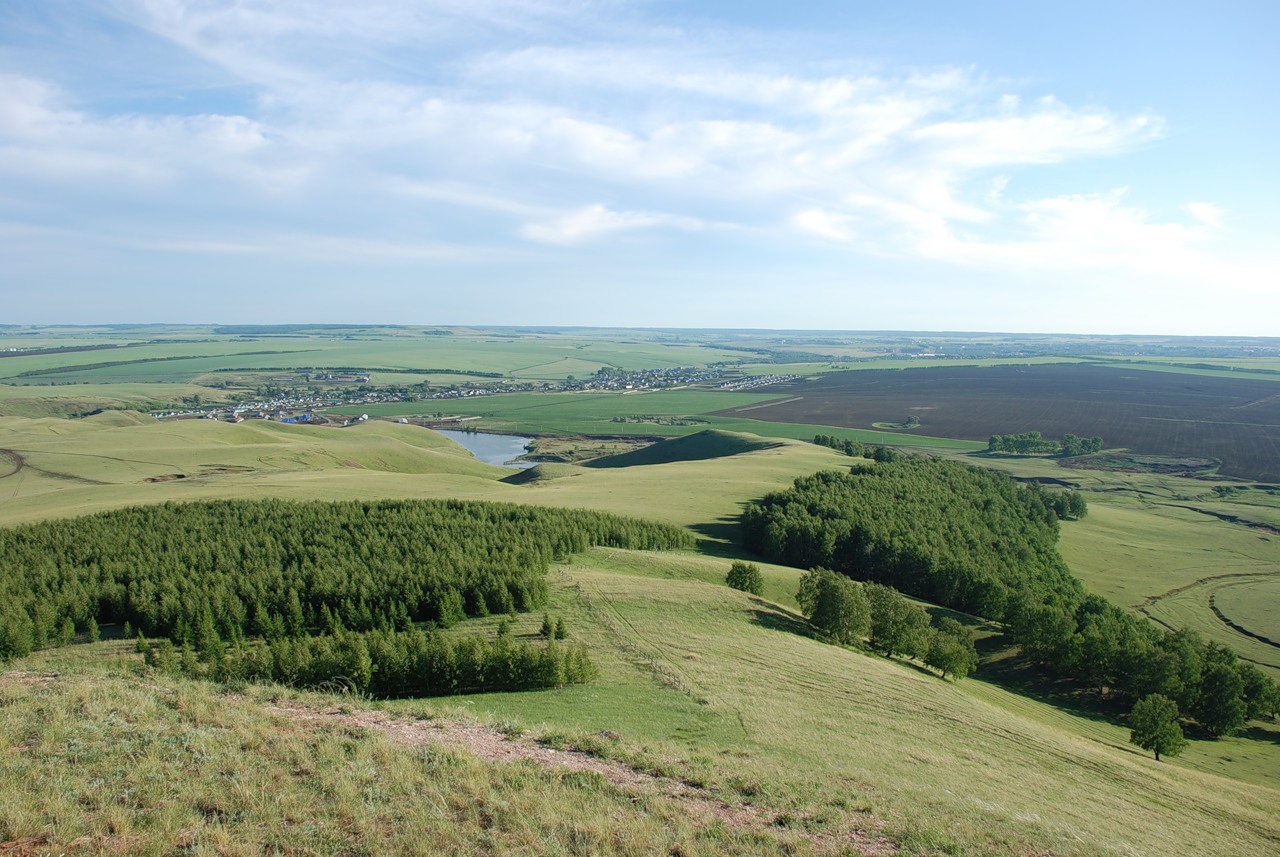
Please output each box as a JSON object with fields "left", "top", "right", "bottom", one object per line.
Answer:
{"left": 265, "top": 698, "right": 897, "bottom": 856}
{"left": 0, "top": 448, "right": 25, "bottom": 480}
{"left": 0, "top": 447, "right": 111, "bottom": 485}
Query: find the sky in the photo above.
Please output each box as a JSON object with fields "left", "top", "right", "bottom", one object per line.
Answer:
{"left": 2, "top": 0, "right": 1277, "bottom": 334}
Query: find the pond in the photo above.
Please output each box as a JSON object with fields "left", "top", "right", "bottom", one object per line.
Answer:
{"left": 435, "top": 429, "right": 536, "bottom": 469}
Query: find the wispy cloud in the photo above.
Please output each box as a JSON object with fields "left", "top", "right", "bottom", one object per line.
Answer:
{"left": 520, "top": 203, "right": 705, "bottom": 244}
{"left": 0, "top": 0, "right": 1269, "bottom": 330}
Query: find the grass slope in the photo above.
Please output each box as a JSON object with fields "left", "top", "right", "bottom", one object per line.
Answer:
{"left": 8, "top": 547, "right": 1278, "bottom": 855}
{"left": 0, "top": 671, "right": 804, "bottom": 856}
{"left": 2, "top": 412, "right": 1279, "bottom": 854}
{"left": 443, "top": 549, "right": 1280, "bottom": 855}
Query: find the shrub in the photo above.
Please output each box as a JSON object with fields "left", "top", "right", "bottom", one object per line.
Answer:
{"left": 726, "top": 561, "right": 764, "bottom": 596}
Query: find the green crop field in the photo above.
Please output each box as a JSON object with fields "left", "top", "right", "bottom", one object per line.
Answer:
{"left": 0, "top": 328, "right": 752, "bottom": 386}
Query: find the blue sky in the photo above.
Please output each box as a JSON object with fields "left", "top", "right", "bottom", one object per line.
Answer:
{"left": 2, "top": 0, "right": 1276, "bottom": 334}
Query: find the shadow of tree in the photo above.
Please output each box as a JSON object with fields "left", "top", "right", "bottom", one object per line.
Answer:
{"left": 745, "top": 604, "right": 812, "bottom": 637}
{"left": 689, "top": 517, "right": 746, "bottom": 549}
{"left": 975, "top": 646, "right": 1126, "bottom": 726}
{"left": 1237, "top": 723, "right": 1280, "bottom": 745}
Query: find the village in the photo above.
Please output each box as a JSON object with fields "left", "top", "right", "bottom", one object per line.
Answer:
{"left": 151, "top": 365, "right": 732, "bottom": 424}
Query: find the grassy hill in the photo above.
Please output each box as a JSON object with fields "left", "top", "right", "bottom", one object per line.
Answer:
{"left": 6, "top": 547, "right": 1279, "bottom": 855}
{"left": 583, "top": 429, "right": 782, "bottom": 468}
{"left": 3, "top": 414, "right": 1280, "bottom": 855}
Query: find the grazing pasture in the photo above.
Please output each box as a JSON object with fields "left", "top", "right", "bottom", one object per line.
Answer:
{"left": 718, "top": 363, "right": 1280, "bottom": 481}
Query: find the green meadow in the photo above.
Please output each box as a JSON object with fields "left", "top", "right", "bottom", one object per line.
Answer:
{"left": 3, "top": 326, "right": 1280, "bottom": 855}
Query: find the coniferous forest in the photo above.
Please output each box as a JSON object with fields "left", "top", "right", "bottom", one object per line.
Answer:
{"left": 0, "top": 498, "right": 692, "bottom": 695}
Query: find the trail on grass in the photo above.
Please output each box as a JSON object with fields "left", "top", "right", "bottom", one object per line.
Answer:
{"left": 265, "top": 698, "right": 897, "bottom": 857}
{"left": 1138, "top": 570, "right": 1280, "bottom": 662}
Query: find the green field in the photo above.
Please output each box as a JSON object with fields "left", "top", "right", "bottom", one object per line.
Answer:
{"left": 1213, "top": 578, "right": 1280, "bottom": 646}
{"left": 0, "top": 329, "right": 752, "bottom": 386}
{"left": 334, "top": 390, "right": 985, "bottom": 450}
{"left": 3, "top": 326, "right": 1280, "bottom": 855}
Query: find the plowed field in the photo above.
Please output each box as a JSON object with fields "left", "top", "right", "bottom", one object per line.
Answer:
{"left": 714, "top": 363, "right": 1280, "bottom": 481}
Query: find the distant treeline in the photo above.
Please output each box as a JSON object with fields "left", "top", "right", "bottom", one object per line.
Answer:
{"left": 988, "top": 431, "right": 1102, "bottom": 457}
{"left": 213, "top": 325, "right": 410, "bottom": 335}
{"left": 812, "top": 434, "right": 864, "bottom": 457}
{"left": 0, "top": 498, "right": 692, "bottom": 660}
{"left": 742, "top": 456, "right": 1279, "bottom": 735}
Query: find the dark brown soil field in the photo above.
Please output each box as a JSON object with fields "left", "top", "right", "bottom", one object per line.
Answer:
{"left": 714, "top": 363, "right": 1280, "bottom": 482}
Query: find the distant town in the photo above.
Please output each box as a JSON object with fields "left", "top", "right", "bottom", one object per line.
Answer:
{"left": 151, "top": 365, "right": 736, "bottom": 424}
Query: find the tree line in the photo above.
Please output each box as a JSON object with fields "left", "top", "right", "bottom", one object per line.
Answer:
{"left": 742, "top": 457, "right": 1081, "bottom": 620}
{"left": 740, "top": 455, "right": 1279, "bottom": 737}
{"left": 725, "top": 560, "right": 978, "bottom": 679}
{"left": 0, "top": 498, "right": 692, "bottom": 662}
{"left": 797, "top": 567, "right": 979, "bottom": 680}
{"left": 987, "top": 431, "right": 1102, "bottom": 457}
{"left": 812, "top": 434, "right": 865, "bottom": 457}
{"left": 142, "top": 622, "right": 596, "bottom": 698}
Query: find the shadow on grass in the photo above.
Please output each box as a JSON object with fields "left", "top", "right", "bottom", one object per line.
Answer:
{"left": 745, "top": 603, "right": 811, "bottom": 637}
{"left": 1238, "top": 724, "right": 1280, "bottom": 745}
{"left": 974, "top": 640, "right": 1127, "bottom": 727}
{"left": 689, "top": 521, "right": 747, "bottom": 552}
{"left": 689, "top": 504, "right": 753, "bottom": 548}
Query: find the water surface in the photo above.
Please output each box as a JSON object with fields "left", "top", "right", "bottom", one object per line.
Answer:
{"left": 436, "top": 429, "right": 535, "bottom": 469}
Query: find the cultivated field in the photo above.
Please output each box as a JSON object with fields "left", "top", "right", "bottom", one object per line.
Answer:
{"left": 0, "top": 327, "right": 749, "bottom": 387}
{"left": 719, "top": 363, "right": 1280, "bottom": 481}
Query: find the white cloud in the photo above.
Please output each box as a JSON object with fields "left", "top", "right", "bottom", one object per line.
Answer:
{"left": 520, "top": 204, "right": 704, "bottom": 244}
{"left": 792, "top": 208, "right": 857, "bottom": 243}
{"left": 2, "top": 0, "right": 1269, "bottom": 328}
{"left": 1184, "top": 201, "right": 1224, "bottom": 229}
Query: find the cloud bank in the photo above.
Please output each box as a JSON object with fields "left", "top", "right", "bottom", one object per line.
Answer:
{"left": 0, "top": 0, "right": 1272, "bottom": 331}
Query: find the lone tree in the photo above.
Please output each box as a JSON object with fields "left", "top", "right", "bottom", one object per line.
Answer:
{"left": 1129, "top": 694, "right": 1187, "bottom": 761}
{"left": 726, "top": 561, "right": 764, "bottom": 596}
{"left": 797, "top": 568, "right": 870, "bottom": 646}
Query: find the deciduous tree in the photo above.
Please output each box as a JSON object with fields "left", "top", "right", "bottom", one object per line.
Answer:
{"left": 726, "top": 561, "right": 764, "bottom": 595}
{"left": 1129, "top": 694, "right": 1186, "bottom": 761}
{"left": 797, "top": 568, "right": 870, "bottom": 645}
{"left": 924, "top": 618, "right": 979, "bottom": 680}
{"left": 865, "top": 582, "right": 931, "bottom": 658}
